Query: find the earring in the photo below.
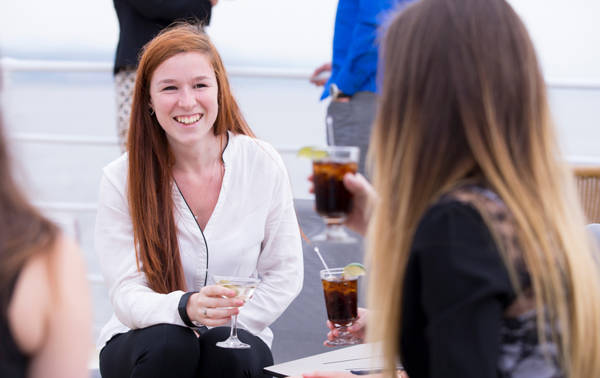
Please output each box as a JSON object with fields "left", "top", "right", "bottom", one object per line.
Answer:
{"left": 149, "top": 108, "right": 155, "bottom": 116}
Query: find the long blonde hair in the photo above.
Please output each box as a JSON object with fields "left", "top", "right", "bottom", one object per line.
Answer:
{"left": 367, "top": 0, "right": 600, "bottom": 376}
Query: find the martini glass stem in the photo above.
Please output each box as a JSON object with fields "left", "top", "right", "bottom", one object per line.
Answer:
{"left": 230, "top": 314, "right": 239, "bottom": 340}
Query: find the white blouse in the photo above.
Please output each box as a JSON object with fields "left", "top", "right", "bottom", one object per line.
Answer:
{"left": 95, "top": 132, "right": 303, "bottom": 349}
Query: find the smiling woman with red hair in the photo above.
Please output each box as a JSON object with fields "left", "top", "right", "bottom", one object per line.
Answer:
{"left": 95, "top": 23, "right": 303, "bottom": 378}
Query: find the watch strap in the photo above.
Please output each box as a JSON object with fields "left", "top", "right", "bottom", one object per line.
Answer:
{"left": 178, "top": 291, "right": 198, "bottom": 328}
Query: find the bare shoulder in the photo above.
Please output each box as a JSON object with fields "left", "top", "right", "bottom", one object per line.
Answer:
{"left": 50, "top": 233, "right": 86, "bottom": 275}
{"left": 10, "top": 232, "right": 92, "bottom": 377}
{"left": 8, "top": 239, "right": 53, "bottom": 354}
{"left": 45, "top": 233, "right": 90, "bottom": 312}
{"left": 8, "top": 233, "right": 89, "bottom": 355}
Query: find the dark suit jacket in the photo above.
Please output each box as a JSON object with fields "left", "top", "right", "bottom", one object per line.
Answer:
{"left": 113, "top": 0, "right": 212, "bottom": 74}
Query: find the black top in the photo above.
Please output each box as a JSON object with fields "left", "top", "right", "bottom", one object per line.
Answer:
{"left": 0, "top": 267, "right": 28, "bottom": 378}
{"left": 113, "top": 0, "right": 213, "bottom": 74}
{"left": 400, "top": 188, "right": 563, "bottom": 378}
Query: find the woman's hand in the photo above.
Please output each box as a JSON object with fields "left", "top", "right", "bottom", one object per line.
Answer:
{"left": 308, "top": 172, "right": 376, "bottom": 236}
{"left": 309, "top": 62, "right": 332, "bottom": 86}
{"left": 186, "top": 285, "right": 244, "bottom": 327}
{"left": 342, "top": 173, "right": 377, "bottom": 236}
{"left": 325, "top": 307, "right": 368, "bottom": 345}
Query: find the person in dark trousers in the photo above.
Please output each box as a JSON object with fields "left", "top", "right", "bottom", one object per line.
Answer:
{"left": 97, "top": 24, "right": 303, "bottom": 378}
{"left": 309, "top": 0, "right": 400, "bottom": 175}
{"left": 113, "top": 0, "right": 217, "bottom": 150}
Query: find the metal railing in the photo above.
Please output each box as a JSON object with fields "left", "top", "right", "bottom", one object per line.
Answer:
{"left": 2, "top": 57, "right": 310, "bottom": 151}
{"left": 0, "top": 57, "right": 313, "bottom": 80}
{"left": 4, "top": 56, "right": 598, "bottom": 286}
{"left": 3, "top": 57, "right": 600, "bottom": 88}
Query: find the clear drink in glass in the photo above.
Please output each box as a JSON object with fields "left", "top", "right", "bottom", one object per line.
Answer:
{"left": 213, "top": 275, "right": 260, "bottom": 349}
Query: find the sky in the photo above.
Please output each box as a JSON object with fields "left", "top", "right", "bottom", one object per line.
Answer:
{"left": 0, "top": 0, "right": 599, "bottom": 80}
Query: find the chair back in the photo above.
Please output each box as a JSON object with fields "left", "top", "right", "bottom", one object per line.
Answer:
{"left": 573, "top": 166, "right": 600, "bottom": 223}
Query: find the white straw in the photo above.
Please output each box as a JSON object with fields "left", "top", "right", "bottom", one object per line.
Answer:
{"left": 313, "top": 245, "right": 331, "bottom": 275}
{"left": 299, "top": 228, "right": 331, "bottom": 275}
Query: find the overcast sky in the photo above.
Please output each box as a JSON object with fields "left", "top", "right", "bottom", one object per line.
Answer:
{"left": 0, "top": 0, "right": 599, "bottom": 80}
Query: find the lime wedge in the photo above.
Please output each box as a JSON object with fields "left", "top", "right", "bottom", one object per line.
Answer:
{"left": 297, "top": 146, "right": 328, "bottom": 160}
{"left": 343, "top": 263, "right": 366, "bottom": 278}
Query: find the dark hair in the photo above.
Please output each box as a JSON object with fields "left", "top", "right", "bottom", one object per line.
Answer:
{"left": 0, "top": 104, "right": 58, "bottom": 303}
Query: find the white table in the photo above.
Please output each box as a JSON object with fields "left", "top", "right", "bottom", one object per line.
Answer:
{"left": 264, "top": 343, "right": 386, "bottom": 377}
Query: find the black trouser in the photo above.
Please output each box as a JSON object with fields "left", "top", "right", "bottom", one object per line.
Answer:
{"left": 99, "top": 324, "right": 273, "bottom": 378}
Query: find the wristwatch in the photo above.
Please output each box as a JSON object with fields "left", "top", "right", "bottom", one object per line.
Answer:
{"left": 329, "top": 83, "right": 351, "bottom": 100}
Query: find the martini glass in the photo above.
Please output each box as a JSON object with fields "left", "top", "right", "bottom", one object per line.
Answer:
{"left": 213, "top": 275, "right": 260, "bottom": 349}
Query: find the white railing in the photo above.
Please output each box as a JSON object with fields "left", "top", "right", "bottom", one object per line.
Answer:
{"left": 11, "top": 133, "right": 119, "bottom": 146}
{"left": 0, "top": 57, "right": 313, "bottom": 80}
{"left": 3, "top": 57, "right": 600, "bottom": 89}
{"left": 10, "top": 131, "right": 299, "bottom": 156}
{"left": 2, "top": 57, "right": 312, "bottom": 151}
{"left": 6, "top": 57, "right": 597, "bottom": 286}
{"left": 546, "top": 77, "right": 600, "bottom": 91}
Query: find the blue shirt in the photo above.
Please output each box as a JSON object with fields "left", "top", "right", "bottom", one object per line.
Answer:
{"left": 321, "top": 0, "right": 399, "bottom": 100}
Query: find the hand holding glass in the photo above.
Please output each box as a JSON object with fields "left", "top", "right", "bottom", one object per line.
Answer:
{"left": 320, "top": 268, "right": 361, "bottom": 346}
{"left": 213, "top": 275, "right": 260, "bottom": 349}
{"left": 312, "top": 146, "right": 360, "bottom": 242}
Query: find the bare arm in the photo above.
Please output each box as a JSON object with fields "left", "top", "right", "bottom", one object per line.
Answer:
{"left": 341, "top": 173, "right": 377, "bottom": 236}
{"left": 9, "top": 234, "right": 92, "bottom": 378}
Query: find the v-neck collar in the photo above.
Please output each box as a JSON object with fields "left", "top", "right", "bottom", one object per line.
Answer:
{"left": 202, "top": 131, "right": 231, "bottom": 236}
{"left": 173, "top": 131, "right": 232, "bottom": 237}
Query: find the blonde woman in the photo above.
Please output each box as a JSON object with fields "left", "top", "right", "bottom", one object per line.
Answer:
{"left": 300, "top": 0, "right": 600, "bottom": 377}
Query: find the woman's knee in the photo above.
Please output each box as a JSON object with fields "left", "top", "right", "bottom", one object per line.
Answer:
{"left": 143, "top": 324, "right": 199, "bottom": 359}
{"left": 198, "top": 327, "right": 273, "bottom": 378}
{"left": 101, "top": 324, "right": 200, "bottom": 378}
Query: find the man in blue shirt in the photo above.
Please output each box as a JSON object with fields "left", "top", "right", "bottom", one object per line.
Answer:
{"left": 310, "top": 0, "right": 398, "bottom": 175}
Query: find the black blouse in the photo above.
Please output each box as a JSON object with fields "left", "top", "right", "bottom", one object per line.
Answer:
{"left": 0, "top": 267, "right": 28, "bottom": 378}
{"left": 400, "top": 189, "right": 562, "bottom": 378}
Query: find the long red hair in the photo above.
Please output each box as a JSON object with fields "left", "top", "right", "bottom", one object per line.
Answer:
{"left": 127, "top": 23, "right": 254, "bottom": 293}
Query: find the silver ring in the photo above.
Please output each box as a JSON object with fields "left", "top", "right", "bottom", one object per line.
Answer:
{"left": 203, "top": 308, "right": 208, "bottom": 318}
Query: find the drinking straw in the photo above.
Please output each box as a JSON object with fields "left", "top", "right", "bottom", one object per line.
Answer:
{"left": 299, "top": 227, "right": 331, "bottom": 274}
